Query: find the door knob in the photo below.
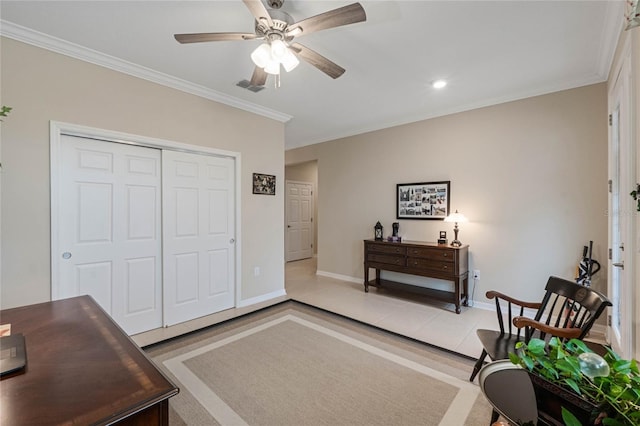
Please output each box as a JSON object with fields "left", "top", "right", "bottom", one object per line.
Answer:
{"left": 229, "top": 238, "right": 235, "bottom": 244}
{"left": 62, "top": 252, "right": 72, "bottom": 259}
{"left": 613, "top": 262, "right": 624, "bottom": 269}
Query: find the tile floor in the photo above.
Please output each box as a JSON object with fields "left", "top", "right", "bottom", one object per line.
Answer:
{"left": 285, "top": 257, "right": 494, "bottom": 359}
{"left": 136, "top": 255, "right": 604, "bottom": 363}
{"left": 135, "top": 256, "right": 493, "bottom": 361}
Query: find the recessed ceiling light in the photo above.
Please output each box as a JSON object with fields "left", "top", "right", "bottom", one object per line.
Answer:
{"left": 432, "top": 80, "right": 447, "bottom": 89}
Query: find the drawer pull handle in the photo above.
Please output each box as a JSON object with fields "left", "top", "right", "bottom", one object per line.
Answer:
{"left": 443, "top": 253, "right": 448, "bottom": 257}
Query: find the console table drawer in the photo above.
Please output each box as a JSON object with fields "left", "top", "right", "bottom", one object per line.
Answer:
{"left": 408, "top": 258, "right": 454, "bottom": 274}
{"left": 366, "top": 244, "right": 406, "bottom": 256}
{"left": 368, "top": 253, "right": 405, "bottom": 266}
{"left": 407, "top": 246, "right": 455, "bottom": 261}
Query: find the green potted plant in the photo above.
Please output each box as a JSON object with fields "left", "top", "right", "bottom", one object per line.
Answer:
{"left": 509, "top": 337, "right": 640, "bottom": 425}
{"left": 0, "top": 106, "right": 12, "bottom": 120}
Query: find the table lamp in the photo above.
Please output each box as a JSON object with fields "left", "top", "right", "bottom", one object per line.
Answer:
{"left": 444, "top": 210, "right": 468, "bottom": 247}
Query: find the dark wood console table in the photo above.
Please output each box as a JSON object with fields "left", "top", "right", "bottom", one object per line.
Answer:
{"left": 0, "top": 295, "right": 178, "bottom": 425}
{"left": 364, "top": 239, "right": 469, "bottom": 313}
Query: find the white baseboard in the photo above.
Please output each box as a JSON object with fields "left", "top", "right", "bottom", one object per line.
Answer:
{"left": 316, "top": 270, "right": 362, "bottom": 284}
{"left": 237, "top": 289, "right": 287, "bottom": 308}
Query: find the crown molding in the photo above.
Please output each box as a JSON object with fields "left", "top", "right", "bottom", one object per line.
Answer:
{"left": 596, "top": 0, "right": 625, "bottom": 80}
{"left": 0, "top": 20, "right": 292, "bottom": 123}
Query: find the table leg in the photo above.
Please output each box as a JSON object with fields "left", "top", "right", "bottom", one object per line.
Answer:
{"left": 455, "top": 277, "right": 461, "bottom": 314}
{"left": 462, "top": 275, "right": 469, "bottom": 307}
{"left": 364, "top": 263, "right": 369, "bottom": 292}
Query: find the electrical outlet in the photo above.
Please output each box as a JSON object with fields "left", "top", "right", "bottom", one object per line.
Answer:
{"left": 473, "top": 269, "right": 480, "bottom": 280}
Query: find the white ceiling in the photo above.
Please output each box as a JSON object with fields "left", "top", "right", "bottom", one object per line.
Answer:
{"left": 0, "top": 1, "right": 626, "bottom": 149}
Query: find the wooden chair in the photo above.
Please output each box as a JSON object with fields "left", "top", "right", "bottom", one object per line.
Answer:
{"left": 469, "top": 275, "right": 611, "bottom": 382}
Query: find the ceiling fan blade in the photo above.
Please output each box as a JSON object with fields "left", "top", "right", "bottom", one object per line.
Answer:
{"left": 174, "top": 33, "right": 257, "bottom": 43}
{"left": 242, "top": 0, "right": 273, "bottom": 27}
{"left": 250, "top": 67, "right": 268, "bottom": 87}
{"left": 290, "top": 43, "right": 345, "bottom": 79}
{"left": 286, "top": 3, "right": 366, "bottom": 38}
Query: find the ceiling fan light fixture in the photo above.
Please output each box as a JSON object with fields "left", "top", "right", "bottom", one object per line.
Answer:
{"left": 281, "top": 49, "right": 300, "bottom": 72}
{"left": 264, "top": 60, "right": 281, "bottom": 75}
{"left": 270, "top": 39, "right": 288, "bottom": 60}
{"left": 251, "top": 43, "right": 271, "bottom": 68}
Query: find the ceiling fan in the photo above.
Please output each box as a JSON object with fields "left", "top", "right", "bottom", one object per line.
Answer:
{"left": 174, "top": 0, "right": 366, "bottom": 87}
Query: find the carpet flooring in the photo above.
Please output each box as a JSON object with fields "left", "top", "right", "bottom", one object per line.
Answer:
{"left": 145, "top": 301, "right": 493, "bottom": 425}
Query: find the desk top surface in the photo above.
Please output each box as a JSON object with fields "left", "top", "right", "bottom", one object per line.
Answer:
{"left": 0, "top": 295, "right": 178, "bottom": 425}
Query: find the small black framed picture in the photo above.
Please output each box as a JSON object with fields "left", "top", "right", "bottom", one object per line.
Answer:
{"left": 253, "top": 173, "right": 276, "bottom": 195}
{"left": 396, "top": 181, "right": 450, "bottom": 220}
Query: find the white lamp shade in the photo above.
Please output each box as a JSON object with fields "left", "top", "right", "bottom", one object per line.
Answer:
{"left": 444, "top": 210, "right": 468, "bottom": 223}
{"left": 264, "top": 60, "right": 280, "bottom": 75}
{"left": 251, "top": 43, "right": 271, "bottom": 68}
{"left": 281, "top": 48, "right": 300, "bottom": 72}
{"left": 270, "top": 39, "right": 288, "bottom": 60}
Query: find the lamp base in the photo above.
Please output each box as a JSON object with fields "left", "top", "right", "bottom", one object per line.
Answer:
{"left": 450, "top": 225, "right": 461, "bottom": 247}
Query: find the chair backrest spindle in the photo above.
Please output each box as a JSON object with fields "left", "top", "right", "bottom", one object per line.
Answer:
{"left": 496, "top": 298, "right": 505, "bottom": 335}
{"left": 529, "top": 276, "right": 611, "bottom": 341}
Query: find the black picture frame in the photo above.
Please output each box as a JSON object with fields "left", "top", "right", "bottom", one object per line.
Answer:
{"left": 253, "top": 173, "right": 276, "bottom": 195}
{"left": 396, "top": 181, "right": 450, "bottom": 220}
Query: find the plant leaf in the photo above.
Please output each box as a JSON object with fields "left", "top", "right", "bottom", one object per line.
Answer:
{"left": 569, "top": 339, "right": 590, "bottom": 353}
{"left": 527, "top": 338, "right": 546, "bottom": 356}
{"left": 612, "top": 359, "right": 632, "bottom": 374}
{"left": 564, "top": 378, "right": 582, "bottom": 395}
{"left": 521, "top": 354, "right": 535, "bottom": 371}
{"left": 561, "top": 407, "right": 582, "bottom": 426}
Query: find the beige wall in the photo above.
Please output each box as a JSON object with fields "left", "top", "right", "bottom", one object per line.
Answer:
{"left": 287, "top": 84, "right": 608, "bottom": 306}
{"left": 285, "top": 160, "right": 318, "bottom": 255}
{"left": 1, "top": 38, "right": 285, "bottom": 309}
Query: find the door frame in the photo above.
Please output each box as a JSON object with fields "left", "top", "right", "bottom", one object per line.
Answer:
{"left": 606, "top": 37, "right": 635, "bottom": 359}
{"left": 50, "top": 121, "right": 242, "bottom": 306}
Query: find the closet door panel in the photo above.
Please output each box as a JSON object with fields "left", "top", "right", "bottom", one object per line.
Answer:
{"left": 163, "top": 150, "right": 235, "bottom": 326}
{"left": 56, "top": 136, "right": 162, "bottom": 335}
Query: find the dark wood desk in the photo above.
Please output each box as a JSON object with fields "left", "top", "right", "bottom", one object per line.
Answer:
{"left": 0, "top": 295, "right": 178, "bottom": 425}
{"left": 364, "top": 239, "right": 469, "bottom": 313}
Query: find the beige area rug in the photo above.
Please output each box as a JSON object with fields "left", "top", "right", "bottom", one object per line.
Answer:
{"left": 146, "top": 302, "right": 493, "bottom": 426}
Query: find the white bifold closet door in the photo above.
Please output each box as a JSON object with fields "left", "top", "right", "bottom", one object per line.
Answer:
{"left": 57, "top": 135, "right": 163, "bottom": 335}
{"left": 162, "top": 150, "right": 235, "bottom": 327}
{"left": 55, "top": 135, "right": 236, "bottom": 334}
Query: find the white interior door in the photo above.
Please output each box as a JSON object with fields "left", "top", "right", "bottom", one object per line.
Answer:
{"left": 56, "top": 135, "right": 162, "bottom": 335}
{"left": 163, "top": 150, "right": 235, "bottom": 326}
{"left": 285, "top": 181, "right": 313, "bottom": 262}
{"left": 608, "top": 53, "right": 633, "bottom": 359}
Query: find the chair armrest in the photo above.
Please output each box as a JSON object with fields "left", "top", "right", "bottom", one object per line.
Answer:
{"left": 485, "top": 291, "right": 542, "bottom": 310}
{"left": 512, "top": 317, "right": 582, "bottom": 339}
